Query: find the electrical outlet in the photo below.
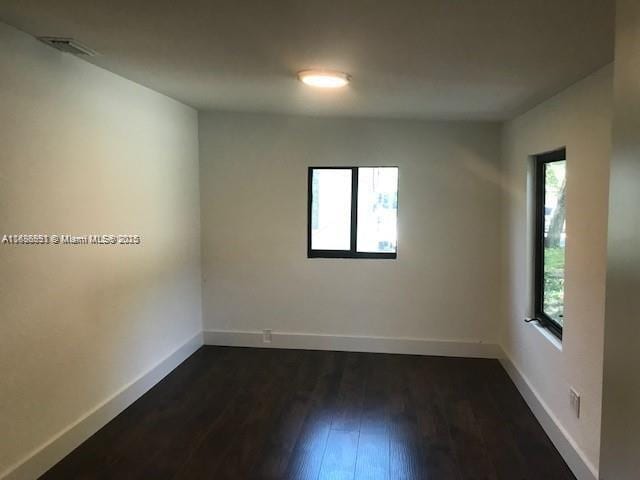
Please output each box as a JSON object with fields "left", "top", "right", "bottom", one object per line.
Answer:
{"left": 569, "top": 388, "right": 581, "bottom": 418}
{"left": 262, "top": 329, "right": 272, "bottom": 344}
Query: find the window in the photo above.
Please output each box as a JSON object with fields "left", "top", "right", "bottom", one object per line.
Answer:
{"left": 534, "top": 149, "right": 566, "bottom": 338}
{"left": 308, "top": 167, "right": 398, "bottom": 259}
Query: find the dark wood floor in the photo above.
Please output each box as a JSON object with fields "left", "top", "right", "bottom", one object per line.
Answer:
{"left": 41, "top": 347, "right": 575, "bottom": 480}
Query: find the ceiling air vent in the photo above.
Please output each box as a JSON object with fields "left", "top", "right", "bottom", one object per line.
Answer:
{"left": 37, "top": 37, "right": 97, "bottom": 56}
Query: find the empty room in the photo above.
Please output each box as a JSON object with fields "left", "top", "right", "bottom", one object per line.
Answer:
{"left": 1, "top": 1, "right": 638, "bottom": 479}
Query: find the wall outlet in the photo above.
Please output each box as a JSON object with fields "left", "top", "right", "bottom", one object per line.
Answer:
{"left": 569, "top": 388, "right": 581, "bottom": 418}
{"left": 262, "top": 329, "right": 272, "bottom": 344}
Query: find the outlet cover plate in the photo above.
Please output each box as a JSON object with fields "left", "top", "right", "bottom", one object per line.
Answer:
{"left": 569, "top": 388, "right": 581, "bottom": 418}
{"left": 262, "top": 329, "right": 272, "bottom": 343}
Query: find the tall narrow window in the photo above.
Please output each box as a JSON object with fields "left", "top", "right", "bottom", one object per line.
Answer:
{"left": 308, "top": 167, "right": 398, "bottom": 259}
{"left": 534, "top": 149, "right": 566, "bottom": 338}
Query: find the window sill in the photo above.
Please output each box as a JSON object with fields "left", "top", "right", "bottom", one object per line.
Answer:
{"left": 308, "top": 251, "right": 397, "bottom": 259}
{"left": 531, "top": 322, "right": 563, "bottom": 351}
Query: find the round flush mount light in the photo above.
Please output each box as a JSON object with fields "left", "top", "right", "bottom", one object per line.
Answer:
{"left": 297, "top": 70, "right": 351, "bottom": 88}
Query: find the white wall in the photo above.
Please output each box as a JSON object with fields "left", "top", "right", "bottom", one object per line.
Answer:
{"left": 501, "top": 66, "right": 613, "bottom": 476}
{"left": 199, "top": 111, "right": 503, "bottom": 346}
{"left": 0, "top": 22, "right": 202, "bottom": 477}
{"left": 600, "top": 1, "right": 640, "bottom": 478}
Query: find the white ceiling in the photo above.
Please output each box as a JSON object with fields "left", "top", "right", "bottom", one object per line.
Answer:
{"left": 0, "top": 0, "right": 614, "bottom": 120}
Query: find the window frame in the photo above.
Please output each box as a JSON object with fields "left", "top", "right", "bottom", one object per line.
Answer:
{"left": 307, "top": 166, "right": 398, "bottom": 259}
{"left": 533, "top": 148, "right": 566, "bottom": 339}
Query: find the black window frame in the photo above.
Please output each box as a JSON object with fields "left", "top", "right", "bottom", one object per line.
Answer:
{"left": 533, "top": 148, "right": 566, "bottom": 339}
{"left": 307, "top": 166, "right": 398, "bottom": 259}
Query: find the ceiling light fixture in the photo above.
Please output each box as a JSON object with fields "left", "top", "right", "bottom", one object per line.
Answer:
{"left": 297, "top": 70, "right": 351, "bottom": 88}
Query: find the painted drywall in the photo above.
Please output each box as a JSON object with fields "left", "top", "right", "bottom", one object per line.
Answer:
{"left": 199, "top": 111, "right": 503, "bottom": 344}
{"left": 599, "top": 1, "right": 640, "bottom": 478}
{"left": 501, "top": 65, "right": 613, "bottom": 476}
{"left": 0, "top": 22, "right": 201, "bottom": 477}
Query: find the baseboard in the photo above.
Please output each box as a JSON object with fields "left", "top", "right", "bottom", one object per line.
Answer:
{"left": 499, "top": 350, "right": 598, "bottom": 480}
{"left": 203, "top": 330, "right": 501, "bottom": 358}
{"left": 1, "top": 332, "right": 204, "bottom": 480}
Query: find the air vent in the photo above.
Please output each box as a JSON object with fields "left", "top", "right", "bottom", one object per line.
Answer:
{"left": 37, "top": 37, "right": 97, "bottom": 56}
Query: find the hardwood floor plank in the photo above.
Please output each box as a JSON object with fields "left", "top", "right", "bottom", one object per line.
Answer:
{"left": 354, "top": 431, "right": 389, "bottom": 480}
{"left": 283, "top": 352, "right": 342, "bottom": 480}
{"left": 360, "top": 354, "right": 390, "bottom": 435}
{"left": 317, "top": 429, "right": 360, "bottom": 480}
{"left": 256, "top": 350, "right": 334, "bottom": 479}
{"left": 464, "top": 360, "right": 530, "bottom": 480}
{"left": 171, "top": 349, "right": 286, "bottom": 479}
{"left": 209, "top": 350, "right": 306, "bottom": 479}
{"left": 330, "top": 352, "right": 367, "bottom": 432}
{"left": 407, "top": 357, "right": 462, "bottom": 480}
{"left": 131, "top": 347, "right": 267, "bottom": 478}
{"left": 433, "top": 358, "right": 498, "bottom": 480}
{"left": 387, "top": 355, "right": 426, "bottom": 480}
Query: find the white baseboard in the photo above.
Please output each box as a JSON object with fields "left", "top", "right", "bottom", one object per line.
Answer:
{"left": 1, "top": 332, "right": 204, "bottom": 480}
{"left": 499, "top": 350, "right": 598, "bottom": 480}
{"left": 203, "top": 330, "right": 501, "bottom": 358}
